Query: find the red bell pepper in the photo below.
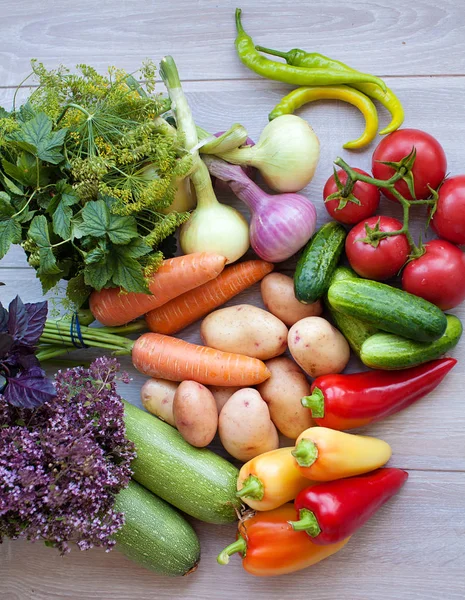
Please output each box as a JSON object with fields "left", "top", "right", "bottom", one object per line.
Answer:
{"left": 289, "top": 468, "right": 408, "bottom": 544}
{"left": 301, "top": 358, "right": 456, "bottom": 430}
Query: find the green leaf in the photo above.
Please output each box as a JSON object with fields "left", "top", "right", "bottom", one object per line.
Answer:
{"left": 117, "top": 238, "right": 152, "bottom": 259}
{"left": 84, "top": 243, "right": 108, "bottom": 265}
{"left": 66, "top": 274, "right": 92, "bottom": 307}
{"left": 0, "top": 192, "right": 14, "bottom": 216}
{"left": 107, "top": 213, "right": 138, "bottom": 244}
{"left": 2, "top": 174, "right": 24, "bottom": 196}
{"left": 9, "top": 112, "right": 67, "bottom": 165}
{"left": 16, "top": 153, "right": 40, "bottom": 186}
{"left": 2, "top": 158, "right": 34, "bottom": 187}
{"left": 79, "top": 199, "right": 109, "bottom": 237}
{"left": 84, "top": 257, "right": 116, "bottom": 291}
{"left": 16, "top": 209, "right": 36, "bottom": 224}
{"left": 17, "top": 102, "right": 36, "bottom": 123}
{"left": 0, "top": 219, "right": 21, "bottom": 259}
{"left": 38, "top": 271, "right": 63, "bottom": 293}
{"left": 0, "top": 106, "right": 10, "bottom": 118}
{"left": 28, "top": 215, "right": 62, "bottom": 277}
{"left": 112, "top": 254, "right": 148, "bottom": 293}
{"left": 52, "top": 200, "right": 73, "bottom": 239}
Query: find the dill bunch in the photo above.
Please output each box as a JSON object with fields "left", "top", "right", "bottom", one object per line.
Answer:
{"left": 0, "top": 61, "right": 193, "bottom": 305}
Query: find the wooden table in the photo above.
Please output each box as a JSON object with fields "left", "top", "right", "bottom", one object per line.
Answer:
{"left": 1, "top": 1, "right": 465, "bottom": 598}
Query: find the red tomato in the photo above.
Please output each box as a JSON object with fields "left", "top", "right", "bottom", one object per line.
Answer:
{"left": 402, "top": 239, "right": 465, "bottom": 310}
{"left": 431, "top": 175, "right": 465, "bottom": 245}
{"left": 324, "top": 168, "right": 380, "bottom": 225}
{"left": 346, "top": 216, "right": 410, "bottom": 280}
{"left": 372, "top": 129, "right": 447, "bottom": 201}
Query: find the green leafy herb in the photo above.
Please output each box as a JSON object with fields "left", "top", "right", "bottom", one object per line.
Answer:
{"left": 0, "top": 61, "right": 193, "bottom": 305}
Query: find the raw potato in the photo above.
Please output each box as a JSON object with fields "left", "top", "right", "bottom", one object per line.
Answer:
{"left": 140, "top": 378, "right": 178, "bottom": 426}
{"left": 219, "top": 388, "right": 279, "bottom": 461}
{"left": 261, "top": 273, "right": 323, "bottom": 327}
{"left": 173, "top": 380, "right": 218, "bottom": 447}
{"left": 288, "top": 316, "right": 350, "bottom": 378}
{"left": 201, "top": 304, "right": 288, "bottom": 360}
{"left": 257, "top": 357, "right": 314, "bottom": 439}
{"left": 209, "top": 385, "right": 242, "bottom": 414}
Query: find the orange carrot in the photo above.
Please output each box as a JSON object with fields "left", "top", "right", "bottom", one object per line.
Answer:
{"left": 132, "top": 333, "right": 271, "bottom": 386}
{"left": 145, "top": 260, "right": 274, "bottom": 334}
{"left": 89, "top": 253, "right": 227, "bottom": 327}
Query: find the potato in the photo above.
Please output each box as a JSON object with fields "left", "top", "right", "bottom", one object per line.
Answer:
{"left": 261, "top": 273, "right": 323, "bottom": 327}
{"left": 208, "top": 385, "right": 242, "bottom": 414}
{"left": 200, "top": 304, "right": 288, "bottom": 360}
{"left": 257, "top": 357, "right": 314, "bottom": 439}
{"left": 140, "top": 378, "right": 178, "bottom": 426}
{"left": 173, "top": 381, "right": 218, "bottom": 447}
{"left": 288, "top": 316, "right": 350, "bottom": 378}
{"left": 219, "top": 388, "right": 279, "bottom": 461}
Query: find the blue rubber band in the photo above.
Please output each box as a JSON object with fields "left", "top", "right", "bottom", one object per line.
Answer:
{"left": 70, "top": 312, "right": 88, "bottom": 349}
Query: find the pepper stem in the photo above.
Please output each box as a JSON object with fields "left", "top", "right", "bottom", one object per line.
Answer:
{"left": 291, "top": 438, "right": 318, "bottom": 467}
{"left": 236, "top": 475, "right": 265, "bottom": 500}
{"left": 255, "top": 45, "right": 289, "bottom": 60}
{"left": 288, "top": 508, "right": 322, "bottom": 538}
{"left": 235, "top": 8, "right": 245, "bottom": 34}
{"left": 217, "top": 536, "right": 247, "bottom": 565}
{"left": 301, "top": 387, "right": 325, "bottom": 418}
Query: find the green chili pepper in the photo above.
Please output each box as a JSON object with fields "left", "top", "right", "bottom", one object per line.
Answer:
{"left": 256, "top": 45, "right": 403, "bottom": 135}
{"left": 269, "top": 85, "right": 378, "bottom": 149}
{"left": 235, "top": 9, "right": 386, "bottom": 91}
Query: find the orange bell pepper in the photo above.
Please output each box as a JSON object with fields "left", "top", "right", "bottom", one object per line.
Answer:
{"left": 292, "top": 427, "right": 392, "bottom": 481}
{"left": 236, "top": 447, "right": 314, "bottom": 511}
{"left": 217, "top": 503, "right": 350, "bottom": 577}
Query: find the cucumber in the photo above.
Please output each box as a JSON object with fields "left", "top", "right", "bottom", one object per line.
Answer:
{"left": 327, "top": 279, "right": 448, "bottom": 342}
{"left": 360, "top": 314, "right": 462, "bottom": 369}
{"left": 294, "top": 222, "right": 346, "bottom": 303}
{"left": 115, "top": 480, "right": 200, "bottom": 576}
{"left": 325, "top": 266, "right": 378, "bottom": 356}
{"left": 123, "top": 400, "right": 240, "bottom": 524}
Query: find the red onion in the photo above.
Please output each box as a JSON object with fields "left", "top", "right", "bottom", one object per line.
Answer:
{"left": 204, "top": 156, "right": 317, "bottom": 263}
{"left": 212, "top": 132, "right": 255, "bottom": 192}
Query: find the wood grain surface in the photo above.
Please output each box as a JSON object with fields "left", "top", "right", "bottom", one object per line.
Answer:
{"left": 1, "top": 1, "right": 465, "bottom": 598}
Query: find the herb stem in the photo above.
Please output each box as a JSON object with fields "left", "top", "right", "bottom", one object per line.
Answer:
{"left": 12, "top": 189, "right": 36, "bottom": 219}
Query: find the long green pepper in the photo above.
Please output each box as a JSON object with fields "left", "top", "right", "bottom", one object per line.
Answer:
{"left": 235, "top": 9, "right": 386, "bottom": 91}
{"left": 256, "top": 45, "right": 404, "bottom": 135}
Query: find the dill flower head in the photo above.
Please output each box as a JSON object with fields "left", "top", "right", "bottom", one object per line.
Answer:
{"left": 0, "top": 356, "right": 135, "bottom": 554}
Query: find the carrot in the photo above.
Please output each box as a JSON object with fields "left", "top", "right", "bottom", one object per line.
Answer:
{"left": 145, "top": 260, "right": 274, "bottom": 335}
{"left": 132, "top": 333, "right": 271, "bottom": 386}
{"left": 89, "top": 252, "right": 227, "bottom": 327}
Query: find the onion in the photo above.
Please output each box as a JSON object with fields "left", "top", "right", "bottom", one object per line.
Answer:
{"left": 212, "top": 132, "right": 256, "bottom": 193}
{"left": 217, "top": 115, "right": 320, "bottom": 193}
{"left": 160, "top": 177, "right": 196, "bottom": 214}
{"left": 204, "top": 156, "right": 317, "bottom": 262}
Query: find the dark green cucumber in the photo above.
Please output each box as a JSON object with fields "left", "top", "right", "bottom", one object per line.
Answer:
{"left": 327, "top": 279, "right": 447, "bottom": 342}
{"left": 294, "top": 221, "right": 347, "bottom": 303}
{"left": 114, "top": 480, "right": 200, "bottom": 576}
{"left": 123, "top": 401, "right": 240, "bottom": 524}
{"left": 360, "top": 314, "right": 462, "bottom": 369}
{"left": 325, "top": 266, "right": 378, "bottom": 356}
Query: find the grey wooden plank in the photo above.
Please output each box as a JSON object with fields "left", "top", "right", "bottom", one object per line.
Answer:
{"left": 1, "top": 471, "right": 464, "bottom": 599}
{"left": 0, "top": 0, "right": 464, "bottom": 87}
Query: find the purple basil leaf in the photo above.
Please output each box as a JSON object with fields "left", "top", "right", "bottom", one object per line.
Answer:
{"left": 24, "top": 301, "right": 48, "bottom": 345}
{"left": 0, "top": 302, "right": 8, "bottom": 332}
{"left": 8, "top": 296, "right": 29, "bottom": 342}
{"left": 3, "top": 367, "right": 56, "bottom": 408}
{"left": 0, "top": 333, "right": 13, "bottom": 358}
{"left": 14, "top": 352, "right": 40, "bottom": 370}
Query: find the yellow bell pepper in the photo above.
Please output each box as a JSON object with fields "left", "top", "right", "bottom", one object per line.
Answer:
{"left": 236, "top": 447, "right": 314, "bottom": 511}
{"left": 292, "top": 427, "right": 392, "bottom": 481}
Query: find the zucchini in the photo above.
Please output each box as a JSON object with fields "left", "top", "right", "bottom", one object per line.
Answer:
{"left": 123, "top": 400, "right": 240, "bottom": 524}
{"left": 294, "top": 222, "right": 346, "bottom": 303}
{"left": 360, "top": 314, "right": 462, "bottom": 369}
{"left": 325, "top": 267, "right": 378, "bottom": 356}
{"left": 327, "top": 279, "right": 448, "bottom": 342}
{"left": 115, "top": 480, "right": 200, "bottom": 576}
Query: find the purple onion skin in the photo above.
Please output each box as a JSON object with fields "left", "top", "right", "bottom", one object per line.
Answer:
{"left": 204, "top": 156, "right": 317, "bottom": 263}
{"left": 212, "top": 132, "right": 255, "bottom": 192}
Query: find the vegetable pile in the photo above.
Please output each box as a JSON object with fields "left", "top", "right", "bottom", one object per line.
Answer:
{"left": 1, "top": 6, "right": 465, "bottom": 584}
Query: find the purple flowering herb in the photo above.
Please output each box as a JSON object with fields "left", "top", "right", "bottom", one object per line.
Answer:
{"left": 0, "top": 356, "right": 135, "bottom": 554}
{"left": 0, "top": 296, "right": 54, "bottom": 408}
